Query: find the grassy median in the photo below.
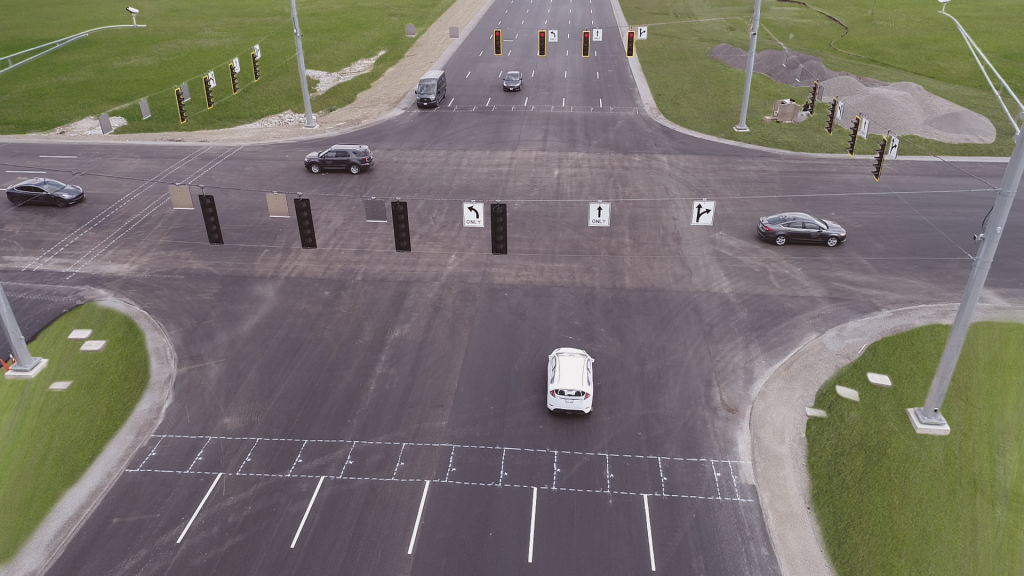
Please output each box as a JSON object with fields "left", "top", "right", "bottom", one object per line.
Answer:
{"left": 619, "top": 0, "right": 1022, "bottom": 156}
{"left": 0, "top": 303, "right": 149, "bottom": 562}
{"left": 807, "top": 322, "right": 1024, "bottom": 576}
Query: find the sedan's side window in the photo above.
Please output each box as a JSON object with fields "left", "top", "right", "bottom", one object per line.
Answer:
{"left": 783, "top": 222, "right": 799, "bottom": 228}
{"left": 337, "top": 151, "right": 350, "bottom": 158}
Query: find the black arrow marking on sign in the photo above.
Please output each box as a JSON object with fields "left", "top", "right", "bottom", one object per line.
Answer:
{"left": 597, "top": 205, "right": 603, "bottom": 217}
{"left": 468, "top": 206, "right": 480, "bottom": 218}
{"left": 695, "top": 204, "right": 711, "bottom": 222}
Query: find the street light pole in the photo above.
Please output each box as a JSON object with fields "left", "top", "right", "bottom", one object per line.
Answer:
{"left": 734, "top": 0, "right": 762, "bottom": 133}
{"left": 291, "top": 0, "right": 316, "bottom": 129}
{"left": 908, "top": 0, "right": 1024, "bottom": 435}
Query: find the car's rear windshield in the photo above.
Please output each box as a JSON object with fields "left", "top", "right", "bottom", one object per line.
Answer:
{"left": 556, "top": 389, "right": 586, "bottom": 397}
{"left": 766, "top": 216, "right": 787, "bottom": 225}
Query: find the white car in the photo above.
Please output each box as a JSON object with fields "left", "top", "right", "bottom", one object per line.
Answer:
{"left": 547, "top": 348, "right": 594, "bottom": 414}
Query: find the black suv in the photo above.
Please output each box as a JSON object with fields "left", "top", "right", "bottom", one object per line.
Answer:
{"left": 305, "top": 144, "right": 375, "bottom": 174}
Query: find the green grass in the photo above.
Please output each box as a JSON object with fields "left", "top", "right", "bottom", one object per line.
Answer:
{"left": 620, "top": 0, "right": 1023, "bottom": 156}
{"left": 0, "top": 0, "right": 455, "bottom": 134}
{"left": 0, "top": 303, "right": 149, "bottom": 562}
{"left": 807, "top": 322, "right": 1024, "bottom": 576}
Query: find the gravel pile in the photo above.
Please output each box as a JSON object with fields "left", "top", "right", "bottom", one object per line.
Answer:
{"left": 49, "top": 116, "right": 127, "bottom": 136}
{"left": 306, "top": 50, "right": 386, "bottom": 95}
{"left": 711, "top": 44, "right": 996, "bottom": 144}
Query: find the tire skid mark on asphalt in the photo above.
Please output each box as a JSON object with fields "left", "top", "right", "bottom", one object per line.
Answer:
{"left": 62, "top": 146, "right": 246, "bottom": 279}
{"left": 22, "top": 146, "right": 210, "bottom": 273}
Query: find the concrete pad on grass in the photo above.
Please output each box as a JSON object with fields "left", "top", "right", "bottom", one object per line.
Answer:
{"left": 49, "top": 381, "right": 72, "bottom": 391}
{"left": 806, "top": 407, "right": 827, "bottom": 418}
{"left": 80, "top": 340, "right": 106, "bottom": 352}
{"left": 67, "top": 329, "right": 92, "bottom": 340}
{"left": 867, "top": 373, "right": 892, "bottom": 387}
{"left": 835, "top": 386, "right": 860, "bottom": 402}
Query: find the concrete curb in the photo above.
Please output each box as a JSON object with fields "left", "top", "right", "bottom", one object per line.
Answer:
{"left": 750, "top": 303, "right": 1024, "bottom": 576}
{"left": 0, "top": 298, "right": 176, "bottom": 576}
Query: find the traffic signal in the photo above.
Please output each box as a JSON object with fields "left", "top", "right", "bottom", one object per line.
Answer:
{"left": 871, "top": 137, "right": 888, "bottom": 182}
{"left": 199, "top": 194, "right": 223, "bottom": 245}
{"left": 251, "top": 52, "right": 260, "bottom": 82}
{"left": 626, "top": 30, "right": 636, "bottom": 57}
{"left": 175, "top": 87, "right": 187, "bottom": 124}
{"left": 582, "top": 30, "right": 591, "bottom": 58}
{"left": 493, "top": 29, "right": 502, "bottom": 56}
{"left": 294, "top": 198, "right": 317, "bottom": 248}
{"left": 803, "top": 81, "right": 818, "bottom": 115}
{"left": 824, "top": 97, "right": 837, "bottom": 134}
{"left": 490, "top": 203, "right": 507, "bottom": 254}
{"left": 538, "top": 30, "right": 547, "bottom": 57}
{"left": 392, "top": 201, "right": 411, "bottom": 252}
{"left": 230, "top": 62, "right": 239, "bottom": 95}
{"left": 203, "top": 75, "right": 214, "bottom": 109}
{"left": 847, "top": 116, "right": 861, "bottom": 156}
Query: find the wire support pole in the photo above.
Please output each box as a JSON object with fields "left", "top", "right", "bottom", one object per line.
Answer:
{"left": 291, "top": 0, "right": 316, "bottom": 129}
{"left": 734, "top": 0, "right": 762, "bottom": 132}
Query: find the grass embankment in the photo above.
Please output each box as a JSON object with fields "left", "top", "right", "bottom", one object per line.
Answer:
{"left": 0, "top": 303, "right": 149, "bottom": 562}
{"left": 619, "top": 0, "right": 1022, "bottom": 156}
{"left": 807, "top": 322, "right": 1024, "bottom": 575}
{"left": 0, "top": 0, "right": 456, "bottom": 134}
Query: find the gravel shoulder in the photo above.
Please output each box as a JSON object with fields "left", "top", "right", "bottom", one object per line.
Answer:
{"left": 750, "top": 303, "right": 1024, "bottom": 576}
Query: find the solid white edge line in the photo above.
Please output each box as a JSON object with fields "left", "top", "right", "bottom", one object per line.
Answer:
{"left": 177, "top": 472, "right": 222, "bottom": 544}
{"left": 39, "top": 155, "right": 77, "bottom": 158}
{"left": 290, "top": 475, "right": 326, "bottom": 548}
{"left": 643, "top": 494, "right": 656, "bottom": 571}
{"left": 528, "top": 487, "right": 538, "bottom": 562}
{"left": 6, "top": 170, "right": 46, "bottom": 173}
{"left": 407, "top": 480, "right": 431, "bottom": 554}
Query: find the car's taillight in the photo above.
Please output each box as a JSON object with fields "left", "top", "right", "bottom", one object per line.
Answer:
{"left": 550, "top": 390, "right": 556, "bottom": 397}
{"left": 763, "top": 226, "right": 773, "bottom": 232}
{"left": 584, "top": 393, "right": 590, "bottom": 399}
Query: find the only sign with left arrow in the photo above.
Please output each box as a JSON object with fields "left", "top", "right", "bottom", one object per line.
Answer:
{"left": 464, "top": 202, "right": 484, "bottom": 227}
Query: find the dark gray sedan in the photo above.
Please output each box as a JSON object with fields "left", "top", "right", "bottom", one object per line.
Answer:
{"left": 757, "top": 212, "right": 846, "bottom": 247}
{"left": 6, "top": 178, "right": 84, "bottom": 207}
{"left": 503, "top": 71, "right": 522, "bottom": 91}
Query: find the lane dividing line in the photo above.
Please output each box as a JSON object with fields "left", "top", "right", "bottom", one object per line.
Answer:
{"left": 466, "top": 71, "right": 471, "bottom": 78}
{"left": 528, "top": 487, "right": 538, "bottom": 562}
{"left": 448, "top": 98, "right": 455, "bottom": 107}
{"left": 177, "top": 473, "right": 222, "bottom": 544}
{"left": 39, "top": 155, "right": 77, "bottom": 158}
{"left": 407, "top": 480, "right": 431, "bottom": 554}
{"left": 643, "top": 494, "right": 656, "bottom": 571}
{"left": 479, "top": 50, "right": 483, "bottom": 56}
{"left": 6, "top": 170, "right": 45, "bottom": 173}
{"left": 498, "top": 448, "right": 507, "bottom": 486}
{"left": 290, "top": 476, "right": 325, "bottom": 548}
{"left": 498, "top": 70, "right": 504, "bottom": 78}
{"left": 524, "top": 97, "right": 529, "bottom": 105}
{"left": 531, "top": 70, "right": 535, "bottom": 77}
{"left": 392, "top": 443, "right": 407, "bottom": 479}
{"left": 596, "top": 71, "right": 600, "bottom": 79}
{"left": 552, "top": 451, "right": 558, "bottom": 488}
{"left": 599, "top": 98, "right": 603, "bottom": 108}
{"left": 486, "top": 97, "right": 491, "bottom": 106}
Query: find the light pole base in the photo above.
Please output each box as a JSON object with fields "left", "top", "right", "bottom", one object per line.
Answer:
{"left": 733, "top": 125, "right": 750, "bottom": 133}
{"left": 907, "top": 407, "right": 951, "bottom": 436}
{"left": 303, "top": 123, "right": 318, "bottom": 129}
{"left": 5, "top": 357, "right": 48, "bottom": 379}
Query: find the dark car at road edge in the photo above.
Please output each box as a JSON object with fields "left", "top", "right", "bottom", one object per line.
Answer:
{"left": 758, "top": 212, "right": 847, "bottom": 247}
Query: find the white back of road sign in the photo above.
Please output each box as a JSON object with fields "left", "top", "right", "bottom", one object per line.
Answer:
{"left": 548, "top": 29, "right": 559, "bottom": 42}
{"left": 232, "top": 57, "right": 240, "bottom": 72}
{"left": 886, "top": 135, "right": 900, "bottom": 160}
{"left": 464, "top": 202, "right": 484, "bottom": 227}
{"left": 858, "top": 117, "right": 870, "bottom": 139}
{"left": 638, "top": 26, "right": 648, "bottom": 39}
{"left": 253, "top": 44, "right": 261, "bottom": 59}
{"left": 207, "top": 71, "right": 216, "bottom": 88}
{"left": 589, "top": 202, "right": 610, "bottom": 226}
{"left": 691, "top": 201, "right": 715, "bottom": 226}
{"left": 836, "top": 101, "right": 845, "bottom": 122}
{"left": 593, "top": 28, "right": 602, "bottom": 41}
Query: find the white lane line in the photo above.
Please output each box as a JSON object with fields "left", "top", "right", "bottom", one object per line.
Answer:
{"left": 711, "top": 461, "right": 722, "bottom": 499}
{"left": 39, "top": 155, "right": 77, "bottom": 158}
{"left": 498, "top": 448, "right": 507, "bottom": 486}
{"left": 658, "top": 456, "right": 666, "bottom": 496}
{"left": 522, "top": 19, "right": 525, "bottom": 23}
{"left": 544, "top": 19, "right": 547, "bottom": 25}
{"left": 338, "top": 441, "right": 357, "bottom": 478}
{"left": 516, "top": 33, "right": 519, "bottom": 38}
{"left": 445, "top": 446, "right": 456, "bottom": 481}
{"left": 531, "top": 70, "right": 535, "bottom": 77}
{"left": 290, "top": 476, "right": 326, "bottom": 548}
{"left": 528, "top": 487, "right": 538, "bottom": 562}
{"left": 288, "top": 440, "right": 309, "bottom": 476}
{"left": 448, "top": 98, "right": 455, "bottom": 107}
{"left": 605, "top": 453, "right": 611, "bottom": 493}
{"left": 186, "top": 437, "right": 212, "bottom": 473}
{"left": 524, "top": 97, "right": 529, "bottom": 105}
{"left": 177, "top": 473, "right": 222, "bottom": 544}
{"left": 499, "top": 70, "right": 504, "bottom": 78}
{"left": 599, "top": 98, "right": 602, "bottom": 107}
{"left": 552, "top": 451, "right": 558, "bottom": 488}
{"left": 562, "top": 97, "right": 565, "bottom": 107}
{"left": 643, "top": 494, "right": 656, "bottom": 571}
{"left": 466, "top": 71, "right": 471, "bottom": 78}
{"left": 508, "top": 49, "right": 512, "bottom": 56}
{"left": 566, "top": 49, "right": 569, "bottom": 56}
{"left": 486, "top": 97, "right": 491, "bottom": 106}
{"left": 596, "top": 71, "right": 600, "bottom": 79}
{"left": 407, "top": 480, "right": 431, "bottom": 554}
{"left": 237, "top": 438, "right": 261, "bottom": 474}
{"left": 479, "top": 50, "right": 483, "bottom": 56}
{"left": 564, "top": 70, "right": 567, "bottom": 78}
{"left": 392, "top": 443, "right": 407, "bottom": 479}
{"left": 6, "top": 170, "right": 45, "bottom": 173}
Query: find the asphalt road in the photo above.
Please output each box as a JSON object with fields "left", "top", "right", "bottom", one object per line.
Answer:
{"left": 1, "top": 0, "right": 1023, "bottom": 573}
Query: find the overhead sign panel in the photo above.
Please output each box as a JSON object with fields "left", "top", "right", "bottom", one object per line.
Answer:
{"left": 464, "top": 202, "right": 484, "bottom": 227}
{"left": 886, "top": 135, "right": 900, "bottom": 160}
{"left": 637, "top": 26, "right": 648, "bottom": 39}
{"left": 593, "top": 28, "right": 602, "bottom": 41}
{"left": 589, "top": 202, "right": 610, "bottom": 226}
{"left": 548, "top": 29, "right": 558, "bottom": 42}
{"left": 858, "top": 117, "right": 870, "bottom": 139}
{"left": 691, "top": 201, "right": 715, "bottom": 226}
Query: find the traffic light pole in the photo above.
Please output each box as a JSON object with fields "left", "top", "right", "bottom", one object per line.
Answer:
{"left": 733, "top": 0, "right": 762, "bottom": 132}
{"left": 909, "top": 126, "right": 1024, "bottom": 434}
{"left": 0, "top": 282, "right": 45, "bottom": 376}
{"left": 291, "top": 0, "right": 316, "bottom": 129}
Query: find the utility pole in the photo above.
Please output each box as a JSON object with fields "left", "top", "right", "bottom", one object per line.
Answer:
{"left": 291, "top": 0, "right": 316, "bottom": 129}
{"left": 733, "top": 0, "right": 762, "bottom": 133}
{"left": 0, "top": 283, "right": 47, "bottom": 378}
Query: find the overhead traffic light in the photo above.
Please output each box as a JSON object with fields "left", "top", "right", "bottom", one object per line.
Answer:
{"left": 229, "top": 60, "right": 239, "bottom": 95}
{"left": 582, "top": 30, "right": 591, "bottom": 58}
{"left": 871, "top": 137, "right": 888, "bottom": 182}
{"left": 491, "top": 203, "right": 507, "bottom": 254}
{"left": 199, "top": 194, "right": 223, "bottom": 245}
{"left": 203, "top": 75, "right": 214, "bottom": 109}
{"left": 847, "top": 116, "right": 861, "bottom": 156}
{"left": 626, "top": 30, "right": 636, "bottom": 57}
{"left": 251, "top": 52, "right": 260, "bottom": 82}
{"left": 294, "top": 198, "right": 317, "bottom": 248}
{"left": 824, "top": 97, "right": 837, "bottom": 134}
{"left": 803, "top": 80, "right": 818, "bottom": 115}
{"left": 392, "top": 201, "right": 411, "bottom": 252}
{"left": 493, "top": 29, "right": 502, "bottom": 56}
{"left": 538, "top": 30, "right": 547, "bottom": 56}
{"left": 175, "top": 87, "right": 187, "bottom": 124}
